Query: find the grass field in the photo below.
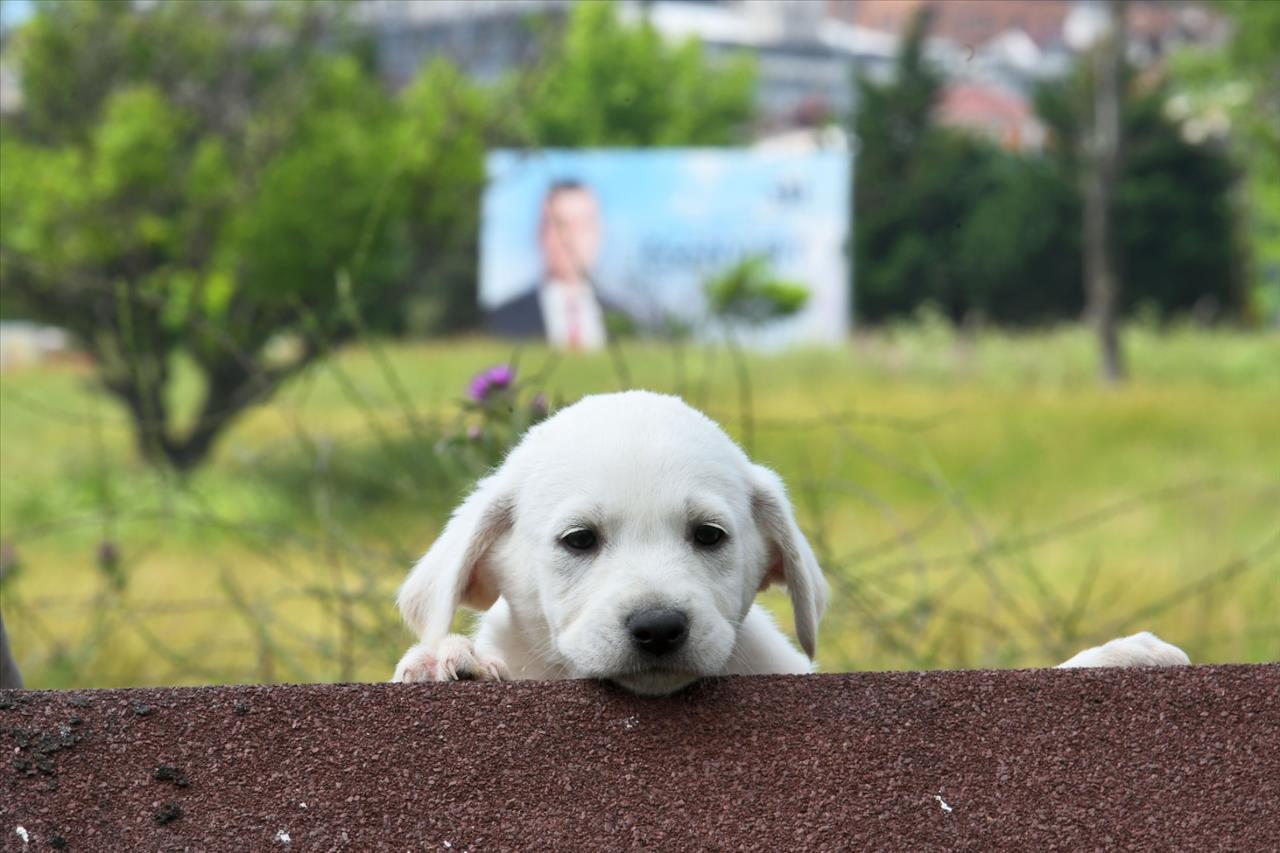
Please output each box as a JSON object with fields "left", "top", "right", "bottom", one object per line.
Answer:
{"left": 2, "top": 324, "right": 1278, "bottom": 687}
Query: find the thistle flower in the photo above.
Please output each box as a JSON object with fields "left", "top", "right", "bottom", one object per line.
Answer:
{"left": 467, "top": 364, "right": 515, "bottom": 402}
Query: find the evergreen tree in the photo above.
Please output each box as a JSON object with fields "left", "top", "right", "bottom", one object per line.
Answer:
{"left": 853, "top": 8, "right": 1242, "bottom": 326}
{"left": 1037, "top": 72, "right": 1242, "bottom": 320}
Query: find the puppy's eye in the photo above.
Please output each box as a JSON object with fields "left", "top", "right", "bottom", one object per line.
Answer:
{"left": 561, "top": 528, "right": 598, "bottom": 551}
{"left": 692, "top": 524, "right": 726, "bottom": 548}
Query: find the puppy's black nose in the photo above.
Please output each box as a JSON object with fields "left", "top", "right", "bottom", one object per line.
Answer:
{"left": 626, "top": 609, "right": 689, "bottom": 657}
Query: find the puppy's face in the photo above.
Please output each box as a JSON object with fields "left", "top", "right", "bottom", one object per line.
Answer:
{"left": 495, "top": 420, "right": 771, "bottom": 695}
{"left": 398, "top": 391, "right": 826, "bottom": 696}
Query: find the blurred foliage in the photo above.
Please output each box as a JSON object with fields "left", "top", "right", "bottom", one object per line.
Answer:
{"left": 396, "top": 59, "right": 504, "bottom": 332}
{"left": 853, "top": 10, "right": 1077, "bottom": 324}
{"left": 0, "top": 0, "right": 757, "bottom": 474}
{"left": 0, "top": 1, "right": 505, "bottom": 470}
{"left": 1036, "top": 68, "right": 1242, "bottom": 322}
{"left": 854, "top": 8, "right": 1242, "bottom": 326}
{"left": 0, "top": 0, "right": 1262, "bottom": 478}
{"left": 1171, "top": 0, "right": 1280, "bottom": 324}
{"left": 705, "top": 256, "right": 810, "bottom": 326}
{"left": 520, "top": 0, "right": 756, "bottom": 146}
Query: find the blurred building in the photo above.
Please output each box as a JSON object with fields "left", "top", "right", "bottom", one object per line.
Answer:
{"left": 0, "top": 60, "right": 19, "bottom": 114}
{"left": 0, "top": 19, "right": 22, "bottom": 114}
{"left": 827, "top": 0, "right": 1223, "bottom": 148}
{"left": 0, "top": 0, "right": 1224, "bottom": 141}
{"left": 935, "top": 83, "right": 1047, "bottom": 152}
{"left": 356, "top": 0, "right": 1220, "bottom": 150}
{"left": 832, "top": 0, "right": 1220, "bottom": 69}
{"left": 357, "top": 0, "right": 569, "bottom": 87}
{"left": 0, "top": 322, "right": 70, "bottom": 371}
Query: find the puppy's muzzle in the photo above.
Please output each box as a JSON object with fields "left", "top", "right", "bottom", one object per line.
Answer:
{"left": 626, "top": 608, "right": 689, "bottom": 657}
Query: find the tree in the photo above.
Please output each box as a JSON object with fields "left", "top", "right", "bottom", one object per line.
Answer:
{"left": 852, "top": 8, "right": 1030, "bottom": 324}
{"left": 522, "top": 0, "right": 756, "bottom": 147}
{"left": 1036, "top": 62, "right": 1242, "bottom": 324}
{"left": 1171, "top": 0, "right": 1280, "bottom": 325}
{"left": 1082, "top": 0, "right": 1127, "bottom": 382}
{"left": 0, "top": 1, "right": 486, "bottom": 470}
{"left": 396, "top": 60, "right": 507, "bottom": 332}
{"left": 854, "top": 7, "right": 1241, "bottom": 330}
{"left": 950, "top": 153, "right": 1082, "bottom": 324}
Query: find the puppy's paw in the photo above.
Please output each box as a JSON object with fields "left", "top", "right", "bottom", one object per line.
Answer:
{"left": 392, "top": 635, "right": 510, "bottom": 683}
{"left": 392, "top": 642, "right": 440, "bottom": 683}
{"left": 1057, "top": 631, "right": 1191, "bottom": 669}
{"left": 433, "top": 634, "right": 510, "bottom": 682}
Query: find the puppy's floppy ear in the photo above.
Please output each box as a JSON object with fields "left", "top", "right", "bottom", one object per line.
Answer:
{"left": 397, "top": 472, "right": 513, "bottom": 646}
{"left": 750, "top": 464, "right": 829, "bottom": 660}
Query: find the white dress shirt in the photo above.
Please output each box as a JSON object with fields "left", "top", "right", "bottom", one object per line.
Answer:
{"left": 538, "top": 279, "right": 607, "bottom": 351}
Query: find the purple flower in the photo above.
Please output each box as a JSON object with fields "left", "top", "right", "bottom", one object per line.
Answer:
{"left": 466, "top": 424, "right": 484, "bottom": 442}
{"left": 467, "top": 364, "right": 515, "bottom": 403}
{"left": 97, "top": 540, "right": 120, "bottom": 570}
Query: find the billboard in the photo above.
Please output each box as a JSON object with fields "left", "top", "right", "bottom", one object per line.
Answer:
{"left": 480, "top": 148, "right": 851, "bottom": 350}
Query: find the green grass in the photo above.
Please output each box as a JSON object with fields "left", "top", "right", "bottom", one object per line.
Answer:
{"left": 2, "top": 324, "right": 1278, "bottom": 687}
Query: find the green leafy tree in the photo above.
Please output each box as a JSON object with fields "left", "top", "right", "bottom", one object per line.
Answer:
{"left": 1171, "top": 0, "right": 1280, "bottom": 324}
{"left": 852, "top": 9, "right": 1025, "bottom": 323}
{"left": 1036, "top": 69, "right": 1242, "bottom": 321}
{"left": 396, "top": 60, "right": 506, "bottom": 331}
{"left": 951, "top": 153, "right": 1082, "bottom": 323}
{"left": 851, "top": 8, "right": 938, "bottom": 322}
{"left": 0, "top": 1, "right": 486, "bottom": 470}
{"left": 523, "top": 1, "right": 756, "bottom": 146}
{"left": 853, "top": 8, "right": 1241, "bottom": 326}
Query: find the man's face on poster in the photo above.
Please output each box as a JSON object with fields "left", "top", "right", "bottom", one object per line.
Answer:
{"left": 540, "top": 187, "right": 601, "bottom": 285}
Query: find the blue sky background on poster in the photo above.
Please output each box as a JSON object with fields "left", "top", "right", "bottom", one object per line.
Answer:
{"left": 481, "top": 149, "right": 851, "bottom": 345}
{"left": 0, "top": 0, "right": 33, "bottom": 31}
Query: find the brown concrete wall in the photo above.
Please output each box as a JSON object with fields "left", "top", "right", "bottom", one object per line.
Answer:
{"left": 3, "top": 665, "right": 1278, "bottom": 851}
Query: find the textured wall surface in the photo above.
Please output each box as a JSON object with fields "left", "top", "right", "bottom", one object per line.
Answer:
{"left": 3, "top": 665, "right": 1278, "bottom": 851}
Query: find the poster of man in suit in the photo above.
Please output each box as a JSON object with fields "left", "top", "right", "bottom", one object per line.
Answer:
{"left": 480, "top": 149, "right": 850, "bottom": 350}
{"left": 486, "top": 180, "right": 610, "bottom": 351}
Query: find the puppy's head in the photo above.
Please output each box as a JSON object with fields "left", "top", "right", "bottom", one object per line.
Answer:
{"left": 398, "top": 391, "right": 827, "bottom": 695}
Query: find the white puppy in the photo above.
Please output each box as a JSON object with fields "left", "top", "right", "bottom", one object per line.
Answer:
{"left": 393, "top": 391, "right": 1188, "bottom": 695}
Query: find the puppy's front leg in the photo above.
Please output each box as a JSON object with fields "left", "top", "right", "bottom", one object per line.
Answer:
{"left": 393, "top": 634, "right": 510, "bottom": 683}
{"left": 1057, "top": 631, "right": 1190, "bottom": 668}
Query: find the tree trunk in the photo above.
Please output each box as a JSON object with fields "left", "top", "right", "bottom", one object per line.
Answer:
{"left": 107, "top": 343, "right": 322, "bottom": 473}
{"left": 106, "top": 363, "right": 174, "bottom": 467}
{"left": 1083, "top": 0, "right": 1127, "bottom": 384}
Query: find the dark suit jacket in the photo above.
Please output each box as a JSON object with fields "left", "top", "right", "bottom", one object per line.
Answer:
{"left": 486, "top": 286, "right": 545, "bottom": 338}
{"left": 486, "top": 283, "right": 623, "bottom": 340}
